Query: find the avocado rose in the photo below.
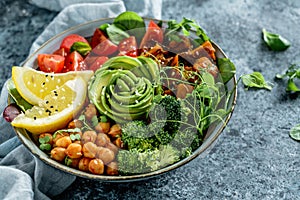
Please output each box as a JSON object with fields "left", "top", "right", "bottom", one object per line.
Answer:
{"left": 88, "top": 56, "right": 160, "bottom": 123}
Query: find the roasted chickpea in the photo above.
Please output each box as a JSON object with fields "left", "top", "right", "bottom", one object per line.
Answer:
{"left": 82, "top": 142, "right": 98, "bottom": 158}
{"left": 50, "top": 147, "right": 66, "bottom": 162}
{"left": 95, "top": 122, "right": 111, "bottom": 134}
{"left": 68, "top": 119, "right": 84, "bottom": 129}
{"left": 108, "top": 124, "right": 122, "bottom": 138}
{"left": 106, "top": 161, "right": 118, "bottom": 176}
{"left": 89, "top": 158, "right": 104, "bottom": 175}
{"left": 81, "top": 130, "right": 97, "bottom": 144}
{"left": 52, "top": 132, "right": 69, "bottom": 144}
{"left": 39, "top": 133, "right": 53, "bottom": 146}
{"left": 95, "top": 133, "right": 110, "bottom": 147}
{"left": 65, "top": 143, "right": 82, "bottom": 159}
{"left": 78, "top": 157, "right": 91, "bottom": 172}
{"left": 55, "top": 136, "right": 72, "bottom": 148}
{"left": 105, "top": 142, "right": 119, "bottom": 155}
{"left": 113, "top": 138, "right": 124, "bottom": 149}
{"left": 84, "top": 104, "right": 97, "bottom": 121}
{"left": 96, "top": 147, "right": 115, "bottom": 164}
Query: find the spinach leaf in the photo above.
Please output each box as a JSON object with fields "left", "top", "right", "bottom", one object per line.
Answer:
{"left": 113, "top": 11, "right": 145, "bottom": 41}
{"left": 262, "top": 28, "right": 291, "bottom": 51}
{"left": 290, "top": 124, "right": 300, "bottom": 141}
{"left": 70, "top": 42, "right": 91, "bottom": 56}
{"left": 166, "top": 17, "right": 210, "bottom": 45}
{"left": 276, "top": 63, "right": 300, "bottom": 92}
{"left": 7, "top": 79, "right": 32, "bottom": 112}
{"left": 217, "top": 58, "right": 236, "bottom": 83}
{"left": 106, "top": 24, "right": 130, "bottom": 45}
{"left": 241, "top": 72, "right": 272, "bottom": 90}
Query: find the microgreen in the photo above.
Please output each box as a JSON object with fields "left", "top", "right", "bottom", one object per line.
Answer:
{"left": 276, "top": 63, "right": 300, "bottom": 92}
{"left": 70, "top": 42, "right": 91, "bottom": 56}
{"left": 39, "top": 135, "right": 51, "bottom": 151}
{"left": 217, "top": 58, "right": 236, "bottom": 83}
{"left": 91, "top": 115, "right": 99, "bottom": 127}
{"left": 70, "top": 133, "right": 81, "bottom": 141}
{"left": 65, "top": 156, "right": 73, "bottom": 166}
{"left": 262, "top": 28, "right": 291, "bottom": 51}
{"left": 100, "top": 115, "right": 108, "bottom": 123}
{"left": 241, "top": 72, "right": 273, "bottom": 90}
{"left": 53, "top": 128, "right": 81, "bottom": 139}
{"left": 289, "top": 124, "right": 300, "bottom": 141}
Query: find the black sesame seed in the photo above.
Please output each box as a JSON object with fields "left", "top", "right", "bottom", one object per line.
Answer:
{"left": 45, "top": 75, "right": 48, "bottom": 77}
{"left": 45, "top": 101, "right": 49, "bottom": 104}
{"left": 55, "top": 109, "right": 58, "bottom": 112}
{"left": 50, "top": 106, "right": 54, "bottom": 108}
{"left": 34, "top": 117, "right": 36, "bottom": 120}
{"left": 42, "top": 82, "right": 45, "bottom": 85}
{"left": 55, "top": 94, "right": 58, "bottom": 96}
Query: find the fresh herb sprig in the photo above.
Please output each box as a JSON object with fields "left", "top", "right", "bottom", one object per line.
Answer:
{"left": 276, "top": 63, "right": 300, "bottom": 92}
{"left": 241, "top": 72, "right": 273, "bottom": 90}
{"left": 262, "top": 28, "right": 291, "bottom": 51}
{"left": 39, "top": 136, "right": 51, "bottom": 151}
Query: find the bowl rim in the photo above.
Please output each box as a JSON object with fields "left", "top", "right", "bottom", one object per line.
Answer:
{"left": 14, "top": 17, "right": 237, "bottom": 182}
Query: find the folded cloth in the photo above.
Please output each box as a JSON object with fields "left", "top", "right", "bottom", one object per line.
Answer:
{"left": 0, "top": 1, "right": 162, "bottom": 199}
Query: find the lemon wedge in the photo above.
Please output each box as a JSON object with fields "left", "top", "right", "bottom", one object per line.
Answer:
{"left": 11, "top": 77, "right": 87, "bottom": 134}
{"left": 12, "top": 66, "right": 93, "bottom": 105}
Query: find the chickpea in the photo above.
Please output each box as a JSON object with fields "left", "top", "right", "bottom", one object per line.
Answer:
{"left": 82, "top": 142, "right": 98, "bottom": 158}
{"left": 68, "top": 119, "right": 83, "bottom": 129}
{"left": 50, "top": 147, "right": 66, "bottom": 162}
{"left": 81, "top": 130, "right": 97, "bottom": 144}
{"left": 89, "top": 158, "right": 104, "bottom": 175}
{"left": 84, "top": 104, "right": 97, "bottom": 121}
{"left": 52, "top": 132, "right": 69, "bottom": 144}
{"left": 78, "top": 157, "right": 91, "bottom": 172}
{"left": 106, "top": 162, "right": 118, "bottom": 176}
{"left": 65, "top": 143, "right": 82, "bottom": 159}
{"left": 55, "top": 136, "right": 72, "bottom": 148}
{"left": 95, "top": 122, "right": 111, "bottom": 134}
{"left": 96, "top": 147, "right": 115, "bottom": 164}
{"left": 39, "top": 133, "right": 53, "bottom": 146}
{"left": 108, "top": 124, "right": 122, "bottom": 138}
{"left": 105, "top": 142, "right": 119, "bottom": 155}
{"left": 113, "top": 138, "right": 124, "bottom": 149}
{"left": 95, "top": 133, "right": 110, "bottom": 147}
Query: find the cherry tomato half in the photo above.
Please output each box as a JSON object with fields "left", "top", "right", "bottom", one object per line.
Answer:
{"left": 118, "top": 36, "right": 138, "bottom": 57}
{"left": 63, "top": 51, "right": 85, "bottom": 72}
{"left": 37, "top": 54, "right": 65, "bottom": 73}
{"left": 90, "top": 28, "right": 118, "bottom": 56}
{"left": 53, "top": 47, "right": 68, "bottom": 57}
{"left": 60, "top": 34, "right": 89, "bottom": 53}
{"left": 139, "top": 20, "right": 164, "bottom": 49}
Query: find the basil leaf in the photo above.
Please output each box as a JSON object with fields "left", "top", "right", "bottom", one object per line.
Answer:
{"left": 290, "top": 124, "right": 300, "bottom": 141}
{"left": 275, "top": 63, "right": 300, "bottom": 92}
{"left": 99, "top": 23, "right": 110, "bottom": 34}
{"left": 217, "top": 58, "right": 236, "bottom": 83}
{"left": 242, "top": 72, "right": 272, "bottom": 90}
{"left": 106, "top": 24, "right": 130, "bottom": 45}
{"left": 70, "top": 42, "right": 91, "bottom": 56}
{"left": 7, "top": 79, "right": 32, "bottom": 111}
{"left": 286, "top": 79, "right": 300, "bottom": 92}
{"left": 262, "top": 28, "right": 291, "bottom": 51}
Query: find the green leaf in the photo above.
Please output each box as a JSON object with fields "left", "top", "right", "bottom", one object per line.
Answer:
{"left": 100, "top": 115, "right": 108, "bottom": 123}
{"left": 99, "top": 23, "right": 110, "bottom": 34}
{"left": 286, "top": 79, "right": 300, "bottom": 92}
{"left": 53, "top": 128, "right": 81, "bottom": 139}
{"left": 39, "top": 143, "right": 51, "bottom": 151}
{"left": 290, "top": 124, "right": 300, "bottom": 141}
{"left": 242, "top": 72, "right": 272, "bottom": 90}
{"left": 7, "top": 79, "right": 32, "bottom": 112}
{"left": 70, "top": 42, "right": 91, "bottom": 56}
{"left": 106, "top": 24, "right": 130, "bottom": 45}
{"left": 65, "top": 156, "right": 73, "bottom": 166}
{"left": 217, "top": 58, "right": 236, "bottom": 83}
{"left": 262, "top": 28, "right": 291, "bottom": 51}
{"left": 39, "top": 135, "right": 50, "bottom": 144}
{"left": 70, "top": 133, "right": 81, "bottom": 141}
{"left": 275, "top": 63, "right": 300, "bottom": 92}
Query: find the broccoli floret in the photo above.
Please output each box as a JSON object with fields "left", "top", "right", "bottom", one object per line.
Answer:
{"left": 117, "top": 145, "right": 180, "bottom": 175}
{"left": 121, "top": 120, "right": 159, "bottom": 151}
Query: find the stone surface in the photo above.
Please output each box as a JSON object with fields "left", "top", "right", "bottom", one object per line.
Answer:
{"left": 1, "top": 0, "right": 300, "bottom": 199}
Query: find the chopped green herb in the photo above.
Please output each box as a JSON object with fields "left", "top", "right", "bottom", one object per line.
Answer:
{"left": 70, "top": 41, "right": 91, "bottom": 56}
{"left": 53, "top": 128, "right": 81, "bottom": 139}
{"left": 100, "top": 115, "right": 108, "bottom": 123}
{"left": 241, "top": 72, "right": 272, "bottom": 90}
{"left": 39, "top": 135, "right": 50, "bottom": 144}
{"left": 65, "top": 157, "right": 73, "bottom": 166}
{"left": 262, "top": 28, "right": 291, "bottom": 51}
{"left": 91, "top": 115, "right": 99, "bottom": 127}
{"left": 39, "top": 143, "right": 51, "bottom": 151}
{"left": 70, "top": 133, "right": 81, "bottom": 141}
{"left": 276, "top": 63, "right": 300, "bottom": 92}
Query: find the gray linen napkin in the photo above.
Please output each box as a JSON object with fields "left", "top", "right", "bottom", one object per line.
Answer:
{"left": 0, "top": 1, "right": 162, "bottom": 199}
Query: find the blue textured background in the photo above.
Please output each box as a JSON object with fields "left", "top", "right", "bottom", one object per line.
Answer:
{"left": 1, "top": 0, "right": 299, "bottom": 199}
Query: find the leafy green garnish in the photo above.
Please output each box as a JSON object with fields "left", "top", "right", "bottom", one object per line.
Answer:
{"left": 39, "top": 135, "right": 50, "bottom": 144}
{"left": 276, "top": 63, "right": 300, "bottom": 92}
{"left": 70, "top": 133, "right": 81, "bottom": 141}
{"left": 106, "top": 24, "right": 130, "bottom": 45}
{"left": 91, "top": 115, "right": 99, "bottom": 127}
{"left": 100, "top": 115, "right": 108, "bottom": 123}
{"left": 290, "top": 124, "right": 300, "bottom": 141}
{"left": 166, "top": 17, "right": 209, "bottom": 45}
{"left": 39, "top": 143, "right": 51, "bottom": 151}
{"left": 7, "top": 79, "right": 32, "bottom": 112}
{"left": 217, "top": 58, "right": 236, "bottom": 83}
{"left": 53, "top": 128, "right": 81, "bottom": 139}
{"left": 65, "top": 157, "right": 73, "bottom": 166}
{"left": 262, "top": 28, "right": 291, "bottom": 51}
{"left": 241, "top": 72, "right": 272, "bottom": 90}
{"left": 70, "top": 42, "right": 91, "bottom": 56}
{"left": 39, "top": 135, "right": 51, "bottom": 151}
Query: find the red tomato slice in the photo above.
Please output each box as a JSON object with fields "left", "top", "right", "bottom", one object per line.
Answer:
{"left": 63, "top": 51, "right": 85, "bottom": 72}
{"left": 53, "top": 48, "right": 68, "bottom": 57}
{"left": 118, "top": 36, "right": 138, "bottom": 57}
{"left": 60, "top": 34, "right": 89, "bottom": 53}
{"left": 37, "top": 54, "right": 65, "bottom": 73}
{"left": 90, "top": 28, "right": 118, "bottom": 56}
{"left": 139, "top": 20, "right": 164, "bottom": 48}
{"left": 85, "top": 56, "right": 109, "bottom": 72}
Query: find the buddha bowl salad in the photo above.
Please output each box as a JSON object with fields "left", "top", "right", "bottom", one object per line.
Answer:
{"left": 3, "top": 11, "right": 236, "bottom": 176}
